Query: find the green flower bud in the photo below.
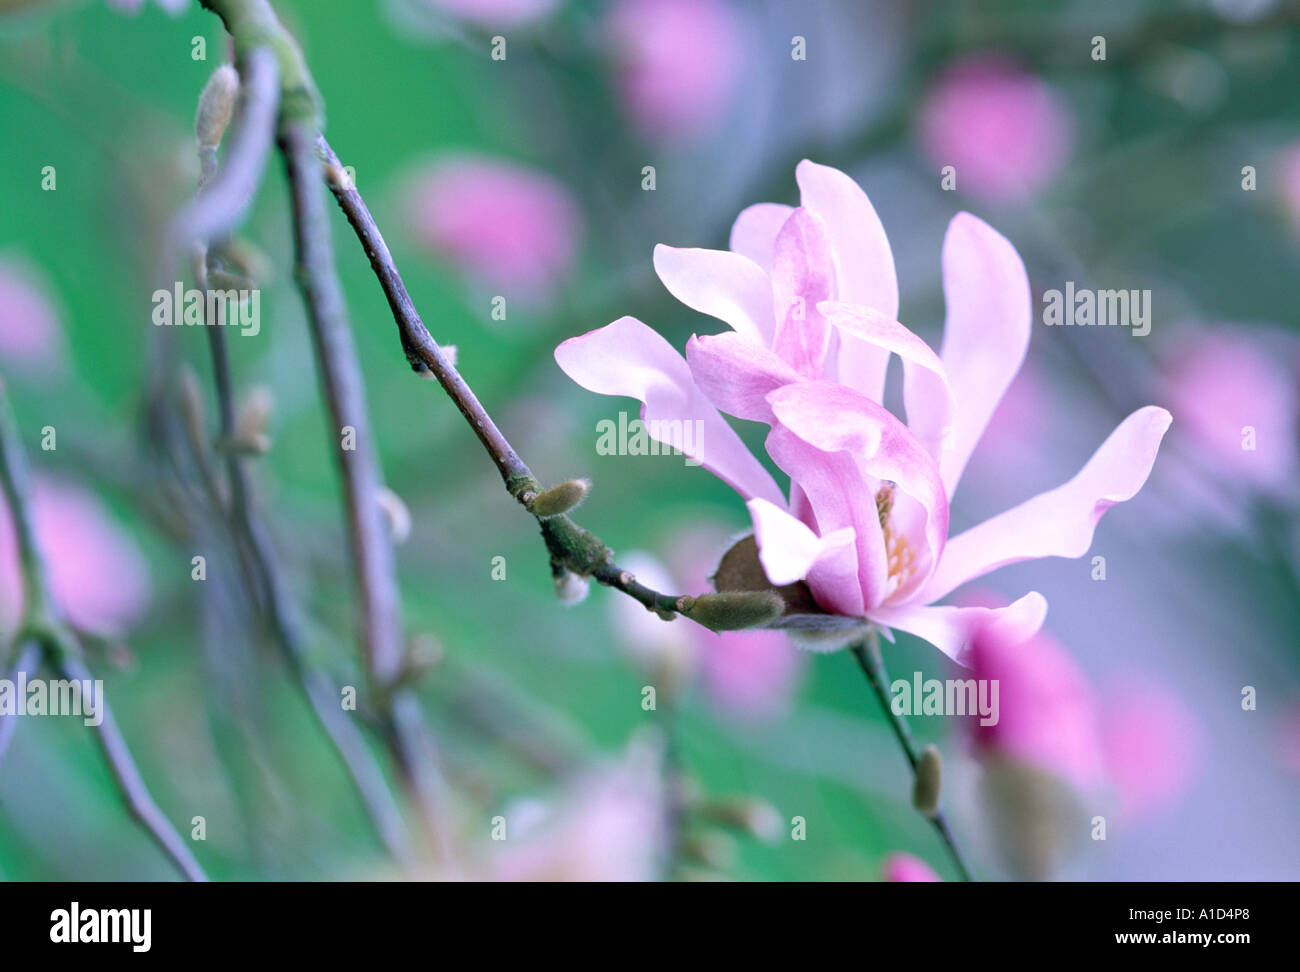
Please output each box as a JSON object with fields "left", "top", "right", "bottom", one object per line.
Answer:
{"left": 528, "top": 478, "right": 590, "bottom": 518}
{"left": 676, "top": 590, "right": 784, "bottom": 632}
{"left": 913, "top": 744, "right": 943, "bottom": 818}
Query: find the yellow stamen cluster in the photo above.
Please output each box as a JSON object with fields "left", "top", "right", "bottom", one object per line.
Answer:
{"left": 875, "top": 482, "right": 916, "bottom": 595}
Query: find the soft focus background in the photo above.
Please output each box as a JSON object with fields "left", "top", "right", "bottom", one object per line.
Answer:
{"left": 0, "top": 0, "right": 1297, "bottom": 881}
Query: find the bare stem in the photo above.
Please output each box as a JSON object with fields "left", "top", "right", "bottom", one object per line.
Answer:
{"left": 0, "top": 384, "right": 207, "bottom": 881}
{"left": 279, "top": 120, "right": 447, "bottom": 857}
{"left": 849, "top": 631, "right": 975, "bottom": 882}
{"left": 190, "top": 52, "right": 411, "bottom": 864}
{"left": 315, "top": 136, "right": 689, "bottom": 617}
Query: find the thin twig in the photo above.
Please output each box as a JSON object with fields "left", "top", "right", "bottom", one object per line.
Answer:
{"left": 849, "top": 632, "right": 975, "bottom": 881}
{"left": 0, "top": 383, "right": 207, "bottom": 881}
{"left": 190, "top": 51, "right": 412, "bottom": 863}
{"left": 315, "top": 136, "right": 689, "bottom": 616}
{"left": 279, "top": 120, "right": 447, "bottom": 857}
{"left": 53, "top": 652, "right": 208, "bottom": 882}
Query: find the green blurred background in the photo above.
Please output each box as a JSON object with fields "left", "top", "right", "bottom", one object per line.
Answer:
{"left": 1, "top": 0, "right": 1297, "bottom": 881}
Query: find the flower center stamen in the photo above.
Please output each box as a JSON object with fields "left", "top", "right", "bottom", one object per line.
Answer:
{"left": 875, "top": 482, "right": 916, "bottom": 595}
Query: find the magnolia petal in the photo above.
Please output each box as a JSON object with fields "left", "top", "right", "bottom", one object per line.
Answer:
{"left": 767, "top": 380, "right": 950, "bottom": 594}
{"left": 770, "top": 208, "right": 836, "bottom": 379}
{"left": 918, "top": 406, "right": 1173, "bottom": 603}
{"left": 729, "top": 202, "right": 794, "bottom": 273}
{"left": 872, "top": 591, "right": 1048, "bottom": 667}
{"left": 796, "top": 159, "right": 898, "bottom": 403}
{"left": 653, "top": 244, "right": 776, "bottom": 346}
{"left": 904, "top": 212, "right": 1032, "bottom": 497}
{"left": 763, "top": 425, "right": 881, "bottom": 616}
{"left": 746, "top": 497, "right": 855, "bottom": 586}
{"left": 555, "top": 317, "right": 785, "bottom": 507}
{"left": 685, "top": 331, "right": 802, "bottom": 423}
{"left": 819, "top": 300, "right": 954, "bottom": 401}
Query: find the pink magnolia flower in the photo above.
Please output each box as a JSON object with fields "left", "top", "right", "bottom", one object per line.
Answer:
{"left": 917, "top": 55, "right": 1073, "bottom": 204}
{"left": 555, "top": 160, "right": 1170, "bottom": 663}
{"left": 0, "top": 478, "right": 151, "bottom": 639}
{"left": 604, "top": 0, "right": 743, "bottom": 141}
{"left": 405, "top": 154, "right": 581, "bottom": 303}
{"left": 0, "top": 259, "right": 64, "bottom": 373}
{"left": 881, "top": 852, "right": 942, "bottom": 882}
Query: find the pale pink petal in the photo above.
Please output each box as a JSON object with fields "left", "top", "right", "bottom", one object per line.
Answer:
{"left": 746, "top": 497, "right": 854, "bottom": 586}
{"left": 795, "top": 159, "right": 898, "bottom": 403}
{"left": 872, "top": 591, "right": 1047, "bottom": 666}
{"left": 729, "top": 202, "right": 794, "bottom": 272}
{"left": 920, "top": 406, "right": 1172, "bottom": 603}
{"left": 768, "top": 381, "right": 949, "bottom": 599}
{"left": 685, "top": 331, "right": 801, "bottom": 423}
{"left": 555, "top": 317, "right": 785, "bottom": 507}
{"left": 763, "top": 425, "right": 878, "bottom": 617}
{"left": 904, "top": 212, "right": 1032, "bottom": 497}
{"left": 818, "top": 300, "right": 953, "bottom": 400}
{"left": 653, "top": 245, "right": 775, "bottom": 346}
{"left": 769, "top": 208, "right": 836, "bottom": 379}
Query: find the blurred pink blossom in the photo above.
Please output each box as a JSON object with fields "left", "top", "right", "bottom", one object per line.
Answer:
{"left": 423, "top": 0, "right": 558, "bottom": 29}
{"left": 0, "top": 260, "right": 64, "bottom": 373}
{"left": 489, "top": 742, "right": 667, "bottom": 881}
{"left": 406, "top": 154, "right": 581, "bottom": 303}
{"left": 605, "top": 0, "right": 742, "bottom": 141}
{"left": 881, "top": 852, "right": 941, "bottom": 882}
{"left": 969, "top": 620, "right": 1105, "bottom": 791}
{"left": 1100, "top": 676, "right": 1202, "bottom": 822}
{"left": 918, "top": 55, "right": 1073, "bottom": 203}
{"left": 0, "top": 478, "right": 151, "bottom": 639}
{"left": 1158, "top": 328, "right": 1299, "bottom": 496}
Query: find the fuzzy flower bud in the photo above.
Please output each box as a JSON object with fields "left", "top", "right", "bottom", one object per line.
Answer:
{"left": 676, "top": 590, "right": 784, "bottom": 632}
{"left": 913, "top": 744, "right": 943, "bottom": 818}
{"left": 195, "top": 64, "right": 239, "bottom": 153}
{"left": 528, "top": 478, "right": 590, "bottom": 518}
